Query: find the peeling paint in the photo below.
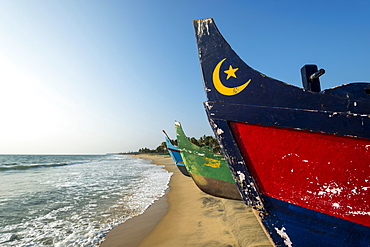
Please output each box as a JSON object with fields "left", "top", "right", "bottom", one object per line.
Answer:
{"left": 333, "top": 203, "right": 340, "bottom": 208}
{"left": 349, "top": 211, "right": 370, "bottom": 215}
{"left": 351, "top": 187, "right": 359, "bottom": 194}
{"left": 196, "top": 19, "right": 211, "bottom": 37}
{"left": 318, "top": 183, "right": 344, "bottom": 197}
{"left": 216, "top": 128, "right": 224, "bottom": 135}
{"left": 237, "top": 171, "right": 245, "bottom": 182}
{"left": 281, "top": 153, "right": 300, "bottom": 159}
{"left": 274, "top": 227, "right": 293, "bottom": 247}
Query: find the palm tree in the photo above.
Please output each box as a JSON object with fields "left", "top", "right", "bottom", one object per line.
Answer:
{"left": 155, "top": 142, "right": 167, "bottom": 154}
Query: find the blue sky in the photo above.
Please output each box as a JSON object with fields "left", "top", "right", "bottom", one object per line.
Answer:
{"left": 0, "top": 1, "right": 369, "bottom": 154}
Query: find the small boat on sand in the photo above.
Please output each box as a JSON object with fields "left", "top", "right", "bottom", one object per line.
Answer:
{"left": 162, "top": 130, "right": 190, "bottom": 177}
{"left": 175, "top": 121, "right": 241, "bottom": 200}
{"left": 194, "top": 18, "right": 370, "bottom": 247}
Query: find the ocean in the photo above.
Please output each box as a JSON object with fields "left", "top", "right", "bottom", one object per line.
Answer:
{"left": 0, "top": 154, "right": 172, "bottom": 246}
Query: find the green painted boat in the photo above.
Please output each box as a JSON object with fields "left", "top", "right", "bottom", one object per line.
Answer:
{"left": 175, "top": 121, "right": 241, "bottom": 200}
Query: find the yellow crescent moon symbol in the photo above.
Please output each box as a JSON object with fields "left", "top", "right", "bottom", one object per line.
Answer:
{"left": 212, "top": 58, "right": 251, "bottom": 96}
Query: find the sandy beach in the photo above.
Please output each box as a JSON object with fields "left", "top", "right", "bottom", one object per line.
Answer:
{"left": 100, "top": 154, "right": 272, "bottom": 247}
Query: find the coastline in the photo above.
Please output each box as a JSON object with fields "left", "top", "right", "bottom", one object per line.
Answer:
{"left": 100, "top": 154, "right": 272, "bottom": 247}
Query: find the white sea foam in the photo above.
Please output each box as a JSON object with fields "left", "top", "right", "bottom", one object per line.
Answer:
{"left": 0, "top": 155, "right": 172, "bottom": 246}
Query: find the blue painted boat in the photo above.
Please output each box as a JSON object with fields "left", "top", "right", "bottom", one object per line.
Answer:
{"left": 162, "top": 130, "right": 190, "bottom": 177}
{"left": 194, "top": 18, "right": 370, "bottom": 247}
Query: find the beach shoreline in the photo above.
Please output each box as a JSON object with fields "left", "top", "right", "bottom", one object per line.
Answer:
{"left": 100, "top": 154, "right": 272, "bottom": 247}
{"left": 99, "top": 154, "right": 173, "bottom": 247}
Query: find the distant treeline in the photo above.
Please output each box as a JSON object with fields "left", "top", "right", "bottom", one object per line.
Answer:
{"left": 120, "top": 135, "right": 220, "bottom": 155}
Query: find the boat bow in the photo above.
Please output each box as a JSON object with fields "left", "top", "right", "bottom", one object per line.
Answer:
{"left": 194, "top": 18, "right": 370, "bottom": 247}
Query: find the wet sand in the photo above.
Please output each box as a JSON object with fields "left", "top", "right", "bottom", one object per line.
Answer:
{"left": 100, "top": 154, "right": 272, "bottom": 247}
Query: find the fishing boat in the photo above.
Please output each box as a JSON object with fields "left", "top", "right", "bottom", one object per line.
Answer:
{"left": 175, "top": 121, "right": 241, "bottom": 200}
{"left": 193, "top": 18, "right": 370, "bottom": 246}
{"left": 162, "top": 130, "right": 190, "bottom": 177}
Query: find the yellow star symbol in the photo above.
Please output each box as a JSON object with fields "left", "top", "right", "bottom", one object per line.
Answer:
{"left": 224, "top": 65, "right": 239, "bottom": 80}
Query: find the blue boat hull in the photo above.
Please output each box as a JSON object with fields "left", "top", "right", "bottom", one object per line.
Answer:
{"left": 163, "top": 134, "right": 190, "bottom": 177}
{"left": 260, "top": 196, "right": 370, "bottom": 247}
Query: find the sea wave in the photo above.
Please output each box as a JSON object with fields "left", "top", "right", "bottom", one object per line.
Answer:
{"left": 0, "top": 162, "right": 85, "bottom": 171}
{"left": 0, "top": 155, "right": 172, "bottom": 246}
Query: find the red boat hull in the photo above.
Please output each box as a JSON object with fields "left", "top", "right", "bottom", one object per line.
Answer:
{"left": 230, "top": 122, "right": 370, "bottom": 227}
